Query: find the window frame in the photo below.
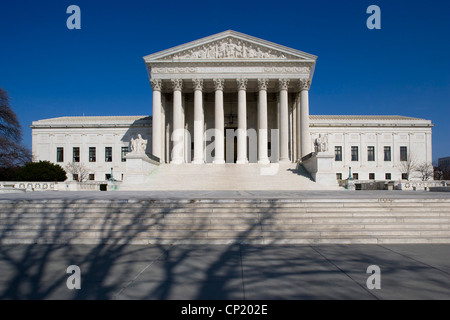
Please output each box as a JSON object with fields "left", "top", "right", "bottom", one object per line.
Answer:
{"left": 384, "top": 146, "right": 391, "bottom": 162}
{"left": 335, "top": 146, "right": 342, "bottom": 162}
{"left": 105, "top": 147, "right": 113, "bottom": 163}
{"left": 56, "top": 147, "right": 64, "bottom": 163}
{"left": 351, "top": 146, "right": 359, "bottom": 162}
{"left": 367, "top": 146, "right": 375, "bottom": 162}
{"left": 89, "top": 147, "right": 96, "bottom": 162}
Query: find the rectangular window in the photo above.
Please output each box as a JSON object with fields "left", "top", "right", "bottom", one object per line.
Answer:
{"left": 351, "top": 146, "right": 359, "bottom": 162}
{"left": 56, "top": 147, "right": 64, "bottom": 163}
{"left": 73, "top": 147, "right": 80, "bottom": 163}
{"left": 89, "top": 147, "right": 96, "bottom": 162}
{"left": 367, "top": 146, "right": 375, "bottom": 162}
{"left": 335, "top": 146, "right": 342, "bottom": 161}
{"left": 385, "top": 173, "right": 391, "bottom": 180}
{"left": 400, "top": 146, "right": 408, "bottom": 162}
{"left": 384, "top": 146, "right": 391, "bottom": 162}
{"left": 369, "top": 173, "right": 375, "bottom": 180}
{"left": 121, "top": 147, "right": 129, "bottom": 162}
{"left": 353, "top": 173, "right": 359, "bottom": 180}
{"left": 73, "top": 174, "right": 79, "bottom": 181}
{"left": 105, "top": 173, "right": 111, "bottom": 181}
{"left": 105, "top": 147, "right": 112, "bottom": 162}
{"left": 336, "top": 173, "right": 342, "bottom": 180}
{"left": 402, "top": 173, "right": 408, "bottom": 180}
{"left": 89, "top": 174, "right": 95, "bottom": 181}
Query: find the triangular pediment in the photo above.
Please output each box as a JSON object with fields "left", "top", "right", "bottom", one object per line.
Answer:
{"left": 144, "top": 30, "right": 317, "bottom": 62}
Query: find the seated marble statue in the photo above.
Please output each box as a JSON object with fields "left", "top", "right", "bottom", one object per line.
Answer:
{"left": 130, "top": 134, "right": 147, "bottom": 154}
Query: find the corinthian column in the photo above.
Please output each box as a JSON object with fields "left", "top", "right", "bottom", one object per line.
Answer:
{"left": 150, "top": 79, "right": 162, "bottom": 161}
{"left": 192, "top": 79, "right": 204, "bottom": 164}
{"left": 171, "top": 79, "right": 184, "bottom": 164}
{"left": 257, "top": 79, "right": 270, "bottom": 164}
{"left": 279, "top": 79, "right": 290, "bottom": 162}
{"left": 213, "top": 79, "right": 225, "bottom": 164}
{"left": 299, "top": 79, "right": 311, "bottom": 158}
{"left": 236, "top": 78, "right": 248, "bottom": 164}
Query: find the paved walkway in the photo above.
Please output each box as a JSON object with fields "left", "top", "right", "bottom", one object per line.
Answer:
{"left": 0, "top": 243, "right": 449, "bottom": 300}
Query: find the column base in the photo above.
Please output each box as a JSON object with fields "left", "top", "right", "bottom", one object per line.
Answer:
{"left": 236, "top": 159, "right": 248, "bottom": 164}
{"left": 279, "top": 158, "right": 291, "bottom": 163}
{"left": 258, "top": 159, "right": 270, "bottom": 165}
{"left": 171, "top": 159, "right": 184, "bottom": 165}
{"left": 213, "top": 159, "right": 225, "bottom": 164}
{"left": 192, "top": 159, "right": 205, "bottom": 165}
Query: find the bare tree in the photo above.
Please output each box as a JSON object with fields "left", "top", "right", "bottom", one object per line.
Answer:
{"left": 0, "top": 87, "right": 32, "bottom": 168}
{"left": 65, "top": 162, "right": 90, "bottom": 182}
{"left": 417, "top": 162, "right": 434, "bottom": 181}
{"left": 396, "top": 153, "right": 419, "bottom": 181}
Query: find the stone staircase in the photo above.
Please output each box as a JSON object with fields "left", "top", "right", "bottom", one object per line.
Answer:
{"left": 121, "top": 162, "right": 338, "bottom": 191}
{"left": 1, "top": 198, "right": 450, "bottom": 244}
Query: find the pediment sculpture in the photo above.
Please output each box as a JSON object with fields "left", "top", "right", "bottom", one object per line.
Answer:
{"left": 169, "top": 38, "right": 289, "bottom": 60}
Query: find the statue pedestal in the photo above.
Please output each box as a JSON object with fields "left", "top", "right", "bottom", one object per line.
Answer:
{"left": 122, "top": 153, "right": 160, "bottom": 187}
{"left": 302, "top": 152, "right": 338, "bottom": 186}
{"left": 346, "top": 179, "right": 356, "bottom": 191}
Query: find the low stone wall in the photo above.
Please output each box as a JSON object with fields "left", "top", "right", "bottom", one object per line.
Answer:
{"left": 0, "top": 181, "right": 122, "bottom": 192}
{"left": 0, "top": 181, "right": 58, "bottom": 192}
{"left": 398, "top": 180, "right": 448, "bottom": 191}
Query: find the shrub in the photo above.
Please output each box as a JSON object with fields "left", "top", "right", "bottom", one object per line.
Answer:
{"left": 15, "top": 161, "right": 67, "bottom": 182}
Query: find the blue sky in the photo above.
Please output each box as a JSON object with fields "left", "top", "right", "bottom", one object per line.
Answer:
{"left": 0, "top": 0, "right": 449, "bottom": 161}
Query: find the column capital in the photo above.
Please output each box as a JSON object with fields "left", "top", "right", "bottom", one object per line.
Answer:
{"left": 150, "top": 79, "right": 163, "bottom": 91}
{"left": 213, "top": 78, "right": 225, "bottom": 91}
{"left": 298, "top": 78, "right": 311, "bottom": 91}
{"left": 236, "top": 78, "right": 248, "bottom": 91}
{"left": 257, "top": 78, "right": 269, "bottom": 91}
{"left": 192, "top": 78, "right": 204, "bottom": 91}
{"left": 171, "top": 79, "right": 183, "bottom": 91}
{"left": 278, "top": 78, "right": 290, "bottom": 91}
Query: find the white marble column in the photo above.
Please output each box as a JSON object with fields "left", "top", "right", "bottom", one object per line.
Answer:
{"left": 150, "top": 79, "right": 162, "bottom": 161}
{"left": 279, "top": 79, "right": 290, "bottom": 162}
{"left": 258, "top": 79, "right": 270, "bottom": 164}
{"left": 295, "top": 93, "right": 301, "bottom": 162}
{"left": 236, "top": 78, "right": 248, "bottom": 164}
{"left": 213, "top": 79, "right": 225, "bottom": 164}
{"left": 192, "top": 79, "right": 204, "bottom": 164}
{"left": 161, "top": 94, "right": 166, "bottom": 163}
{"left": 299, "top": 79, "right": 311, "bottom": 158}
{"left": 171, "top": 79, "right": 184, "bottom": 164}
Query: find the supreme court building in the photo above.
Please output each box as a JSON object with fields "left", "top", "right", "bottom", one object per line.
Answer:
{"left": 31, "top": 31, "right": 433, "bottom": 187}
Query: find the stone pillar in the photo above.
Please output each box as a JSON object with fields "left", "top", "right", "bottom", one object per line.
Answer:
{"left": 299, "top": 79, "right": 311, "bottom": 158}
{"left": 192, "top": 79, "right": 204, "bottom": 164}
{"left": 279, "top": 79, "right": 290, "bottom": 162}
{"left": 213, "top": 79, "right": 225, "bottom": 164}
{"left": 257, "top": 79, "right": 270, "bottom": 164}
{"left": 171, "top": 79, "right": 184, "bottom": 164}
{"left": 150, "top": 79, "right": 162, "bottom": 161}
{"left": 295, "top": 92, "right": 301, "bottom": 162}
{"left": 236, "top": 78, "right": 248, "bottom": 164}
